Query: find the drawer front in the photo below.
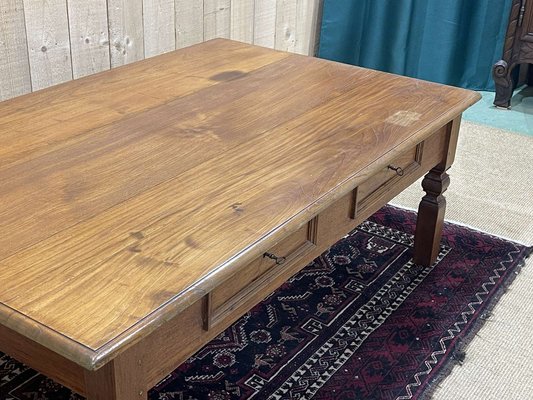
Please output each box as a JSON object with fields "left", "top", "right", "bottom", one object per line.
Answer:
{"left": 143, "top": 122, "right": 454, "bottom": 386}
{"left": 316, "top": 134, "right": 445, "bottom": 247}
{"left": 203, "top": 126, "right": 447, "bottom": 332}
{"left": 357, "top": 143, "right": 422, "bottom": 213}
{"left": 205, "top": 219, "right": 317, "bottom": 330}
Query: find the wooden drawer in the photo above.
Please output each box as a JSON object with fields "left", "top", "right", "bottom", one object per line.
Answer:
{"left": 203, "top": 131, "right": 444, "bottom": 332}
{"left": 316, "top": 141, "right": 429, "bottom": 247}
{"left": 357, "top": 143, "right": 422, "bottom": 213}
{"left": 145, "top": 124, "right": 453, "bottom": 386}
{"left": 204, "top": 219, "right": 317, "bottom": 330}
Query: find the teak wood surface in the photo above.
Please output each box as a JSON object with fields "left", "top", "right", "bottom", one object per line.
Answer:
{"left": 0, "top": 39, "right": 480, "bottom": 398}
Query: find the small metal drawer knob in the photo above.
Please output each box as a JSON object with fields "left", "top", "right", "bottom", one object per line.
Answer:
{"left": 387, "top": 164, "right": 404, "bottom": 176}
{"left": 263, "top": 252, "right": 286, "bottom": 265}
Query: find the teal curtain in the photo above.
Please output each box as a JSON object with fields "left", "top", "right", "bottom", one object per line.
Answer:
{"left": 318, "top": 0, "right": 513, "bottom": 90}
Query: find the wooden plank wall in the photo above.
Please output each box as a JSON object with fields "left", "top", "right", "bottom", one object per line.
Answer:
{"left": 0, "top": 0, "right": 322, "bottom": 101}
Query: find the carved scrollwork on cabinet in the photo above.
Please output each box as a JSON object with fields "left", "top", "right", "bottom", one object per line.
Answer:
{"left": 493, "top": 0, "right": 533, "bottom": 107}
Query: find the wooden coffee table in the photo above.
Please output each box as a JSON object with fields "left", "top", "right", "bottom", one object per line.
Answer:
{"left": 0, "top": 39, "right": 479, "bottom": 399}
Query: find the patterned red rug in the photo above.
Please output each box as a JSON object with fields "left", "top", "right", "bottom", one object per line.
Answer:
{"left": 1, "top": 205, "right": 531, "bottom": 400}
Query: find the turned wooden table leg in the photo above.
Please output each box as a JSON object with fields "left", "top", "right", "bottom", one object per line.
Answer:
{"left": 413, "top": 167, "right": 450, "bottom": 266}
{"left": 84, "top": 349, "right": 147, "bottom": 400}
{"left": 413, "top": 116, "right": 460, "bottom": 267}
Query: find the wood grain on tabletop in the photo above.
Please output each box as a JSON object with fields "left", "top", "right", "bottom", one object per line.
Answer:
{"left": 0, "top": 39, "right": 479, "bottom": 353}
{"left": 0, "top": 40, "right": 287, "bottom": 168}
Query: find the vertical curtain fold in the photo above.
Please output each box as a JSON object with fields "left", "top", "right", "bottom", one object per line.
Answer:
{"left": 318, "top": 0, "right": 513, "bottom": 90}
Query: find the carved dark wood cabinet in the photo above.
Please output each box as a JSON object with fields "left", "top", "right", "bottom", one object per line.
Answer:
{"left": 493, "top": 0, "right": 533, "bottom": 107}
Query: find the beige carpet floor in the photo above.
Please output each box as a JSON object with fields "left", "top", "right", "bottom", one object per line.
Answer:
{"left": 391, "top": 120, "right": 533, "bottom": 400}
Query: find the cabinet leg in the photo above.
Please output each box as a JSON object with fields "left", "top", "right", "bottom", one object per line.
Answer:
{"left": 493, "top": 60, "right": 515, "bottom": 108}
{"left": 84, "top": 351, "right": 147, "bottom": 400}
{"left": 413, "top": 167, "right": 450, "bottom": 267}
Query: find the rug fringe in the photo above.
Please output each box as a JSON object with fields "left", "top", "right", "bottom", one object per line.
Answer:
{"left": 418, "top": 244, "right": 531, "bottom": 400}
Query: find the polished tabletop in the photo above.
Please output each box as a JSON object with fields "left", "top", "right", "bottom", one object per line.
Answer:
{"left": 0, "top": 39, "right": 479, "bottom": 368}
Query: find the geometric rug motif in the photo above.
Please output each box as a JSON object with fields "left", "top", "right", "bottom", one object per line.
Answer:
{"left": 0, "top": 205, "right": 530, "bottom": 400}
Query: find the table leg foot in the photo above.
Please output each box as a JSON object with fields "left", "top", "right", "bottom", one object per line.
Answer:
{"left": 413, "top": 167, "right": 450, "bottom": 267}
{"left": 493, "top": 60, "right": 515, "bottom": 108}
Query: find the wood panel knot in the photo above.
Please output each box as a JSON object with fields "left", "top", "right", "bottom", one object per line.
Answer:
{"left": 230, "top": 202, "right": 244, "bottom": 213}
{"left": 129, "top": 245, "right": 142, "bottom": 253}
{"left": 130, "top": 231, "right": 145, "bottom": 240}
